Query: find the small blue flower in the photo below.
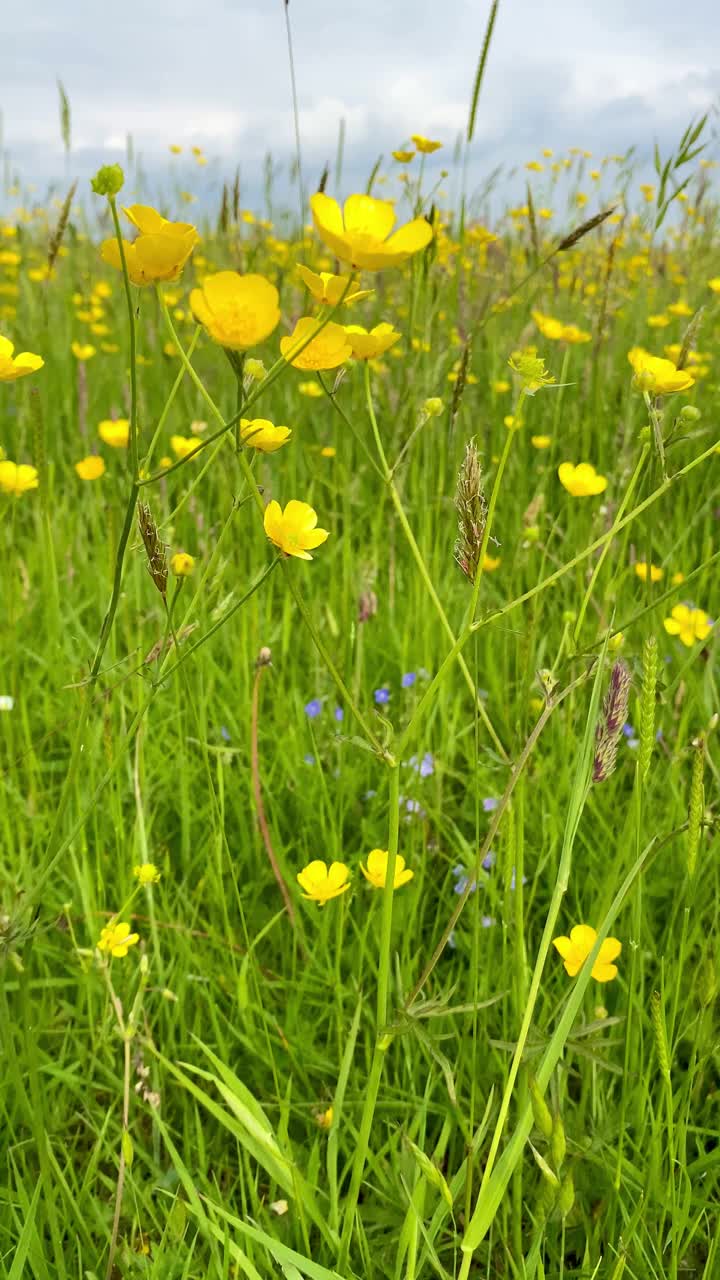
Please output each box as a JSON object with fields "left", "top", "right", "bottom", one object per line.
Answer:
{"left": 482, "top": 850, "right": 495, "bottom": 871}
{"left": 483, "top": 797, "right": 499, "bottom": 813}
{"left": 334, "top": 706, "right": 344, "bottom": 722}
{"left": 401, "top": 671, "right": 417, "bottom": 688}
{"left": 509, "top": 868, "right": 527, "bottom": 891}
{"left": 374, "top": 687, "right": 391, "bottom": 705}
{"left": 481, "top": 915, "right": 495, "bottom": 928}
{"left": 447, "top": 930, "right": 457, "bottom": 950}
{"left": 220, "top": 725, "right": 231, "bottom": 742}
{"left": 419, "top": 752, "right": 434, "bottom": 778}
{"left": 622, "top": 722, "right": 635, "bottom": 738}
{"left": 304, "top": 753, "right": 316, "bottom": 766}
{"left": 304, "top": 698, "right": 323, "bottom": 719}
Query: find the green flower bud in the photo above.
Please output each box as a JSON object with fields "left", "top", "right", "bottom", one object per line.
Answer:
{"left": 679, "top": 404, "right": 701, "bottom": 422}
{"left": 551, "top": 1113, "right": 566, "bottom": 1170}
{"left": 91, "top": 164, "right": 125, "bottom": 197}
{"left": 525, "top": 524, "right": 541, "bottom": 543}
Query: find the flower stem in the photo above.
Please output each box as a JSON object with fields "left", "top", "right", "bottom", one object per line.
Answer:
{"left": 362, "top": 362, "right": 508, "bottom": 762}
{"left": 337, "top": 763, "right": 400, "bottom": 1272}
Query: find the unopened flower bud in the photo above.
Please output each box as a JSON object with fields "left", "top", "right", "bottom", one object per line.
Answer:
{"left": 91, "top": 164, "right": 125, "bottom": 197}
{"left": 679, "top": 404, "right": 701, "bottom": 422}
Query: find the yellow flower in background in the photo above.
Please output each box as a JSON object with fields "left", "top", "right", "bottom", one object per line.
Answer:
{"left": 667, "top": 300, "right": 693, "bottom": 317}
{"left": 98, "top": 418, "right": 129, "bottom": 448}
{"left": 316, "top": 1105, "right": 334, "bottom": 1129}
{"left": 298, "top": 380, "right": 323, "bottom": 397}
{"left": 101, "top": 204, "right": 199, "bottom": 285}
{"left": 296, "top": 264, "right": 372, "bottom": 307}
{"left": 280, "top": 317, "right": 352, "bottom": 370}
{"left": 240, "top": 418, "right": 292, "bottom": 452}
{"left": 483, "top": 554, "right": 501, "bottom": 571}
{"left": 133, "top": 862, "right": 161, "bottom": 885}
{"left": 190, "top": 271, "right": 280, "bottom": 349}
{"left": 344, "top": 322, "right": 402, "bottom": 359}
{"left": 310, "top": 193, "right": 433, "bottom": 270}
{"left": 169, "top": 145, "right": 182, "bottom": 155}
{"left": 558, "top": 462, "right": 607, "bottom": 497}
{"left": 492, "top": 379, "right": 510, "bottom": 393}
{"left": 531, "top": 435, "right": 551, "bottom": 449}
{"left": 532, "top": 310, "right": 565, "bottom": 341}
{"left": 72, "top": 342, "right": 96, "bottom": 360}
{"left": 0, "top": 335, "right": 44, "bottom": 381}
{"left": 170, "top": 552, "right": 195, "bottom": 577}
{"left": 532, "top": 311, "right": 591, "bottom": 344}
{"left": 553, "top": 924, "right": 621, "bottom": 982}
{"left": 75, "top": 455, "right": 106, "bottom": 480}
{"left": 647, "top": 314, "right": 670, "bottom": 328}
{"left": 392, "top": 150, "right": 415, "bottom": 163}
{"left": 264, "top": 499, "right": 329, "bottom": 560}
{"left": 170, "top": 435, "right": 202, "bottom": 459}
{"left": 635, "top": 561, "right": 663, "bottom": 583}
{"left": 297, "top": 860, "right": 350, "bottom": 905}
{"left": 411, "top": 134, "right": 443, "bottom": 153}
{"left": 663, "top": 604, "right": 713, "bottom": 647}
{"left": 628, "top": 347, "right": 695, "bottom": 395}
{"left": 423, "top": 396, "right": 444, "bottom": 417}
{"left": 0, "top": 461, "right": 39, "bottom": 495}
{"left": 97, "top": 920, "right": 140, "bottom": 958}
{"left": 708, "top": 278, "right": 720, "bottom": 294}
{"left": 320, "top": 446, "right": 336, "bottom": 458}
{"left": 360, "top": 848, "right": 414, "bottom": 889}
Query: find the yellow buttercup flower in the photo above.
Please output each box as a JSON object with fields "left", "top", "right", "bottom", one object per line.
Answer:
{"left": 296, "top": 264, "right": 372, "bottom": 307}
{"left": 97, "top": 920, "right": 140, "bottom": 958}
{"left": 663, "top": 604, "right": 713, "bottom": 647}
{"left": 71, "top": 341, "right": 96, "bottom": 361}
{"left": 531, "top": 435, "right": 551, "bottom": 449}
{"left": 507, "top": 351, "right": 555, "bottom": 394}
{"left": 628, "top": 347, "right": 695, "bottom": 395}
{"left": 558, "top": 462, "right": 607, "bottom": 497}
{"left": 298, "top": 380, "right": 323, "bottom": 397}
{"left": 344, "top": 322, "right": 402, "bottom": 359}
{"left": 310, "top": 193, "right": 432, "bottom": 271}
{"left": 553, "top": 924, "right": 621, "bottom": 982}
{"left": 170, "top": 552, "right": 195, "bottom": 577}
{"left": 410, "top": 134, "right": 442, "bottom": 153}
{"left": 635, "top": 561, "right": 663, "bottom": 583}
{"left": 133, "top": 862, "right": 161, "bottom": 884}
{"left": 708, "top": 278, "right": 720, "bottom": 294}
{"left": 392, "top": 150, "right": 415, "bottom": 163}
{"left": 360, "top": 848, "right": 414, "bottom": 889}
{"left": 316, "top": 1105, "right": 334, "bottom": 1129}
{"left": 667, "top": 300, "right": 692, "bottom": 317}
{"left": 240, "top": 418, "right": 292, "bottom": 453}
{"left": 532, "top": 311, "right": 591, "bottom": 344}
{"left": 190, "top": 271, "right": 280, "bottom": 349}
{"left": 101, "top": 204, "right": 199, "bottom": 286}
{"left": 170, "top": 435, "right": 202, "bottom": 460}
{"left": 75, "top": 455, "right": 106, "bottom": 480}
{"left": 264, "top": 499, "right": 329, "bottom": 560}
{"left": 483, "top": 554, "right": 501, "bottom": 571}
{"left": 280, "top": 317, "right": 352, "bottom": 371}
{"left": 98, "top": 419, "right": 129, "bottom": 448}
{"left": 297, "top": 860, "right": 350, "bottom": 905}
{"left": 0, "top": 461, "right": 39, "bottom": 495}
{"left": 0, "top": 335, "right": 44, "bottom": 381}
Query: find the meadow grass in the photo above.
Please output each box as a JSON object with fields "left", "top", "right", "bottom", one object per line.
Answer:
{"left": 1, "top": 108, "right": 719, "bottom": 1280}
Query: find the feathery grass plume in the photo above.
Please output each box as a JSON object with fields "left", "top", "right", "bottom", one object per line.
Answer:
{"left": 48, "top": 180, "right": 77, "bottom": 272}
{"left": 593, "top": 660, "right": 631, "bottom": 783}
{"left": 466, "top": 0, "right": 500, "bottom": 143}
{"left": 638, "top": 636, "right": 658, "bottom": 780}
{"left": 232, "top": 167, "right": 241, "bottom": 223}
{"left": 686, "top": 737, "right": 704, "bottom": 878}
{"left": 57, "top": 79, "right": 71, "bottom": 154}
{"left": 675, "top": 306, "right": 705, "bottom": 373}
{"left": 450, "top": 339, "right": 472, "bottom": 427}
{"left": 137, "top": 502, "right": 168, "bottom": 600}
{"left": 526, "top": 181, "right": 540, "bottom": 265}
{"left": 557, "top": 205, "right": 617, "bottom": 252}
{"left": 650, "top": 990, "right": 671, "bottom": 1082}
{"left": 454, "top": 439, "right": 487, "bottom": 583}
{"left": 218, "top": 183, "right": 229, "bottom": 235}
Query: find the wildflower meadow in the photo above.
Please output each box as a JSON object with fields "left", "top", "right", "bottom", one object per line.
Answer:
{"left": 2, "top": 23, "right": 720, "bottom": 1280}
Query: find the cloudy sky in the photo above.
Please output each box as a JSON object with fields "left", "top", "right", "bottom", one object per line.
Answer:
{"left": 1, "top": 0, "right": 718, "bottom": 209}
